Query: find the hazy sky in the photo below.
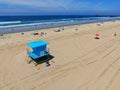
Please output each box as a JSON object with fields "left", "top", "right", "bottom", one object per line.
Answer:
{"left": 0, "top": 0, "right": 120, "bottom": 15}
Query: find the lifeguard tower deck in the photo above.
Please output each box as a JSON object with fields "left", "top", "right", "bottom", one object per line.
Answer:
{"left": 27, "top": 40, "right": 50, "bottom": 65}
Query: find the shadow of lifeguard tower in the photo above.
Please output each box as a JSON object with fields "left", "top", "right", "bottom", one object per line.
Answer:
{"left": 26, "top": 40, "right": 54, "bottom": 66}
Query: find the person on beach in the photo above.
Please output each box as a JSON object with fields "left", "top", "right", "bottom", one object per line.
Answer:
{"left": 114, "top": 33, "right": 117, "bottom": 36}
{"left": 0, "top": 34, "right": 4, "bottom": 39}
{"left": 0, "top": 34, "right": 3, "bottom": 36}
{"left": 21, "top": 32, "right": 24, "bottom": 35}
{"left": 75, "top": 28, "right": 78, "bottom": 31}
{"left": 40, "top": 32, "right": 44, "bottom": 36}
{"left": 62, "top": 27, "right": 64, "bottom": 30}
{"left": 45, "top": 32, "right": 47, "bottom": 35}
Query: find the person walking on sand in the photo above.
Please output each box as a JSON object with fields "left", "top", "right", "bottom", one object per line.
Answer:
{"left": 75, "top": 28, "right": 78, "bottom": 31}
{"left": 114, "top": 33, "right": 117, "bottom": 37}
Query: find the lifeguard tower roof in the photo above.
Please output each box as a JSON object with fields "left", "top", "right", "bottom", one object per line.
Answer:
{"left": 27, "top": 40, "right": 48, "bottom": 48}
{"left": 27, "top": 40, "right": 49, "bottom": 59}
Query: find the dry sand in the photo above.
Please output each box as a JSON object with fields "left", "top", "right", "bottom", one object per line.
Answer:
{"left": 0, "top": 21, "right": 120, "bottom": 90}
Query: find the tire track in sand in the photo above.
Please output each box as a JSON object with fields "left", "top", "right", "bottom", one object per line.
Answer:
{"left": 85, "top": 47, "right": 120, "bottom": 90}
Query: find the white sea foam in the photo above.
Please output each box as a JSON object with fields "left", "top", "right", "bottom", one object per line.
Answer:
{"left": 0, "top": 20, "right": 69, "bottom": 28}
{"left": 0, "top": 21, "right": 21, "bottom": 25}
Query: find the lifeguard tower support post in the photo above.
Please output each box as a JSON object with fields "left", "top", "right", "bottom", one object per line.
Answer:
{"left": 27, "top": 40, "right": 50, "bottom": 66}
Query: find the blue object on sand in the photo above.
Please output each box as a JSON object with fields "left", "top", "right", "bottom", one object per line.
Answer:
{"left": 46, "top": 61, "right": 50, "bottom": 67}
{"left": 27, "top": 40, "right": 49, "bottom": 59}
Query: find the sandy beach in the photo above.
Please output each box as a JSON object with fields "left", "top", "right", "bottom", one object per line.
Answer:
{"left": 0, "top": 20, "right": 120, "bottom": 90}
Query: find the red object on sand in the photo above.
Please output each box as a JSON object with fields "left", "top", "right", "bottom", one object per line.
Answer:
{"left": 95, "top": 34, "right": 100, "bottom": 37}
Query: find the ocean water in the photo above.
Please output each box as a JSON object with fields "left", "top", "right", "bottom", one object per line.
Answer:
{"left": 0, "top": 15, "right": 120, "bottom": 34}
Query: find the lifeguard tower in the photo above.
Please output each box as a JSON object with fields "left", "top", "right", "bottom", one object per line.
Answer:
{"left": 26, "top": 40, "right": 50, "bottom": 66}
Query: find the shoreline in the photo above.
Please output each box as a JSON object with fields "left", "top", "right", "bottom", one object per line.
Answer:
{"left": 0, "top": 18, "right": 119, "bottom": 34}
{"left": 0, "top": 20, "right": 119, "bottom": 48}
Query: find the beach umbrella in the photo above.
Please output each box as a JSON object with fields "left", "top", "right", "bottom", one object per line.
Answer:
{"left": 95, "top": 34, "right": 100, "bottom": 39}
{"left": 95, "top": 34, "right": 100, "bottom": 37}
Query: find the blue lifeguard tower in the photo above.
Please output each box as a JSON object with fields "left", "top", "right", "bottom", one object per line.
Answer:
{"left": 26, "top": 40, "right": 50, "bottom": 66}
